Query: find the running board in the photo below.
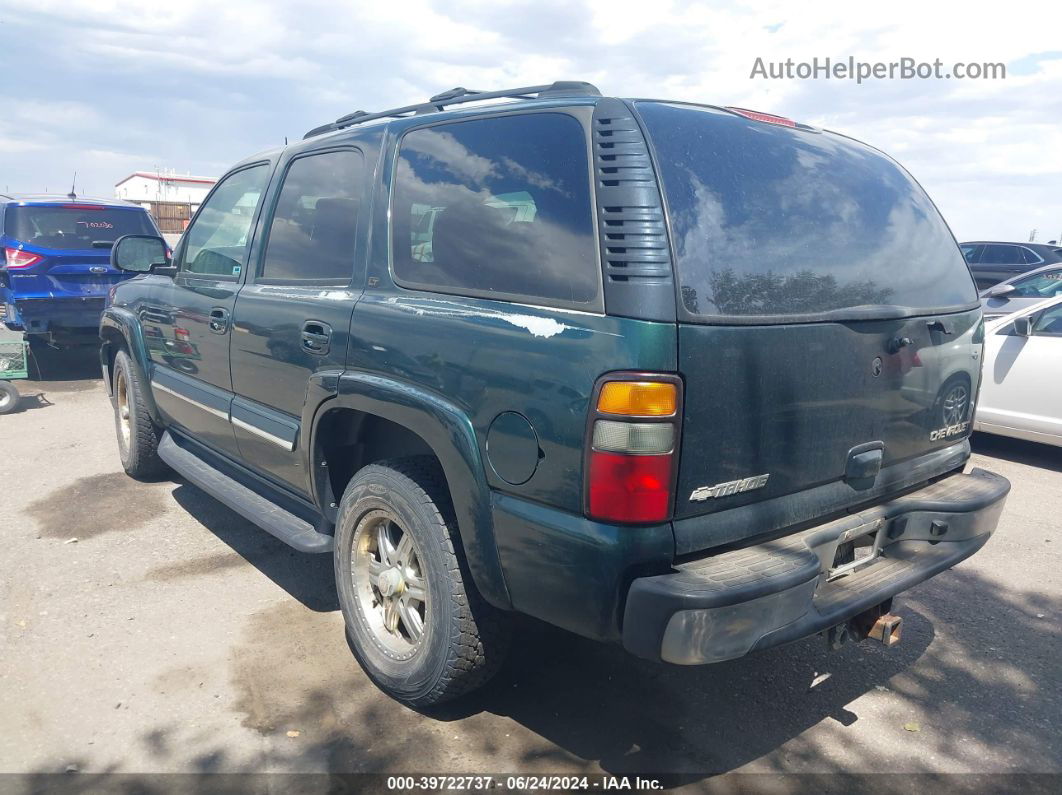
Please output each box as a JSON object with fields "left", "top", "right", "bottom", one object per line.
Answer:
{"left": 157, "top": 432, "right": 334, "bottom": 553}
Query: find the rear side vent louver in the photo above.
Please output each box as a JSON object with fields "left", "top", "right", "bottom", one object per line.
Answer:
{"left": 592, "top": 98, "right": 675, "bottom": 322}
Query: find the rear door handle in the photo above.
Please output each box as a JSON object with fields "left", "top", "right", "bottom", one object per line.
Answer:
{"left": 301, "top": 320, "right": 332, "bottom": 355}
{"left": 209, "top": 307, "right": 230, "bottom": 334}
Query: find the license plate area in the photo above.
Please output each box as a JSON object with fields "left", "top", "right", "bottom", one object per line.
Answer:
{"left": 828, "top": 520, "right": 886, "bottom": 582}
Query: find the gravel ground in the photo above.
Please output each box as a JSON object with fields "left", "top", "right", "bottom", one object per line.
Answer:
{"left": 0, "top": 344, "right": 1058, "bottom": 787}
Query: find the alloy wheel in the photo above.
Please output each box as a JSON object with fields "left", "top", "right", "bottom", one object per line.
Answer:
{"left": 351, "top": 509, "right": 429, "bottom": 660}
{"left": 115, "top": 369, "right": 131, "bottom": 451}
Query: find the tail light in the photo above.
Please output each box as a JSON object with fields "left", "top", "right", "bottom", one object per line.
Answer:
{"left": 3, "top": 247, "right": 44, "bottom": 269}
{"left": 585, "top": 374, "right": 682, "bottom": 523}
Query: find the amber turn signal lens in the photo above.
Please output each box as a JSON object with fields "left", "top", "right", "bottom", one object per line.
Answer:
{"left": 597, "top": 381, "right": 677, "bottom": 417}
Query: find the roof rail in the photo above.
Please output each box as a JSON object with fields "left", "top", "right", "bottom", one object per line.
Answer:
{"left": 303, "top": 81, "right": 601, "bottom": 139}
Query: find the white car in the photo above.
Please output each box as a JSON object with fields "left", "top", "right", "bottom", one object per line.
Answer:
{"left": 975, "top": 294, "right": 1062, "bottom": 446}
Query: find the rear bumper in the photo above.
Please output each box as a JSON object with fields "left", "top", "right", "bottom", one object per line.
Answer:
{"left": 3, "top": 296, "right": 105, "bottom": 333}
{"left": 622, "top": 468, "right": 1010, "bottom": 664}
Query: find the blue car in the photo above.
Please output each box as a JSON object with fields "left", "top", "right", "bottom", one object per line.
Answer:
{"left": 1, "top": 195, "right": 163, "bottom": 346}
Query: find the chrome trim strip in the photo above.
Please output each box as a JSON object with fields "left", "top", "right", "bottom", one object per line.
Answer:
{"left": 152, "top": 381, "right": 229, "bottom": 421}
{"left": 231, "top": 415, "right": 295, "bottom": 451}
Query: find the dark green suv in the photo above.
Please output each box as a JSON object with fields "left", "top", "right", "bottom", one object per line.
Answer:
{"left": 101, "top": 82, "right": 1010, "bottom": 706}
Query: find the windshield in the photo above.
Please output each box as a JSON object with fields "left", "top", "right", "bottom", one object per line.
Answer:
{"left": 637, "top": 102, "right": 977, "bottom": 320}
{"left": 5, "top": 205, "right": 156, "bottom": 251}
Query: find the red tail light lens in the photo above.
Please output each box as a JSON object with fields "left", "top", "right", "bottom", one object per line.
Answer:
{"left": 4, "top": 247, "right": 44, "bottom": 269}
{"left": 589, "top": 451, "right": 672, "bottom": 523}
{"left": 585, "top": 373, "right": 682, "bottom": 524}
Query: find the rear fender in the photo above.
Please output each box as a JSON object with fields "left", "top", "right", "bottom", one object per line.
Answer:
{"left": 311, "top": 371, "right": 511, "bottom": 609}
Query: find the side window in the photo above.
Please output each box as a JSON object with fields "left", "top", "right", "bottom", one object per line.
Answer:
{"left": 960, "top": 244, "right": 982, "bottom": 263}
{"left": 391, "top": 113, "right": 599, "bottom": 307}
{"left": 1009, "top": 269, "right": 1062, "bottom": 298}
{"left": 1020, "top": 247, "right": 1043, "bottom": 265}
{"left": 1032, "top": 304, "right": 1062, "bottom": 336}
{"left": 259, "top": 150, "right": 363, "bottom": 283}
{"left": 980, "top": 244, "right": 1015, "bottom": 265}
{"left": 180, "top": 165, "right": 269, "bottom": 278}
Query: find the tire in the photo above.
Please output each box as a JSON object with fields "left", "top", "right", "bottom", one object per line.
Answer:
{"left": 334, "top": 457, "right": 511, "bottom": 707}
{"left": 0, "top": 381, "right": 19, "bottom": 415}
{"left": 112, "top": 349, "right": 167, "bottom": 479}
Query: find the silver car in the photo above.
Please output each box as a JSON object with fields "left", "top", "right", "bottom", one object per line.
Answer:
{"left": 980, "top": 261, "right": 1062, "bottom": 320}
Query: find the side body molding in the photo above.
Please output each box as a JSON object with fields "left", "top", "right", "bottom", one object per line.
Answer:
{"left": 313, "top": 371, "right": 512, "bottom": 610}
{"left": 99, "top": 306, "right": 161, "bottom": 423}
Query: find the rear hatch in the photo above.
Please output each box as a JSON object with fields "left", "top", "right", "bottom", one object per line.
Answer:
{"left": 3, "top": 203, "right": 156, "bottom": 298}
{"left": 636, "top": 102, "right": 982, "bottom": 553}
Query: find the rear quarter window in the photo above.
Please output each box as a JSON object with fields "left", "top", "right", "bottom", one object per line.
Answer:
{"left": 980, "top": 244, "right": 1020, "bottom": 265}
{"left": 637, "top": 102, "right": 977, "bottom": 320}
{"left": 390, "top": 112, "right": 599, "bottom": 308}
{"left": 259, "top": 149, "right": 363, "bottom": 283}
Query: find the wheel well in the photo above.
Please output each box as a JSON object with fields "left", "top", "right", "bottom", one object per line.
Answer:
{"left": 938, "top": 371, "right": 972, "bottom": 398}
{"left": 315, "top": 408, "right": 442, "bottom": 513}
{"left": 100, "top": 327, "right": 127, "bottom": 388}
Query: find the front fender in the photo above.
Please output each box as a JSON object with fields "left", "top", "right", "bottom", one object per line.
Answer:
{"left": 100, "top": 306, "right": 160, "bottom": 423}
{"left": 313, "top": 372, "right": 511, "bottom": 610}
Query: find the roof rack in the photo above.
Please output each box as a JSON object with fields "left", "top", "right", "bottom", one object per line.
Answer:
{"left": 303, "top": 81, "right": 601, "bottom": 139}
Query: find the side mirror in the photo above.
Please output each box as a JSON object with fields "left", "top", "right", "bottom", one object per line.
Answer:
{"left": 112, "top": 235, "right": 174, "bottom": 276}
{"left": 986, "top": 283, "right": 1016, "bottom": 298}
{"left": 1013, "top": 315, "right": 1033, "bottom": 337}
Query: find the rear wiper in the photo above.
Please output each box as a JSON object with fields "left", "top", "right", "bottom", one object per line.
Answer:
{"left": 92, "top": 240, "right": 115, "bottom": 248}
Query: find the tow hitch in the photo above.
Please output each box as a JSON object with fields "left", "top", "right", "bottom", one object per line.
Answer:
{"left": 827, "top": 600, "right": 902, "bottom": 650}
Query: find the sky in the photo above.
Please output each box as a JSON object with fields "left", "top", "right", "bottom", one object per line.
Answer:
{"left": 2, "top": 0, "right": 1061, "bottom": 243}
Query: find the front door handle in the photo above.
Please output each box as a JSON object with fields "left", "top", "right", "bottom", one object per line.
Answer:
{"left": 209, "top": 307, "right": 230, "bottom": 334}
{"left": 301, "top": 320, "right": 332, "bottom": 355}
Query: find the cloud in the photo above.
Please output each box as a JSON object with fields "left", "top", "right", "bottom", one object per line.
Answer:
{"left": 0, "top": 0, "right": 1059, "bottom": 241}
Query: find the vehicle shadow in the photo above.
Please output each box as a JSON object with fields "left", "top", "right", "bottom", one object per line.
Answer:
{"left": 350, "top": 566, "right": 1058, "bottom": 779}
{"left": 0, "top": 389, "right": 53, "bottom": 414}
{"left": 25, "top": 341, "right": 102, "bottom": 383}
{"left": 425, "top": 612, "right": 933, "bottom": 780}
{"left": 21, "top": 542, "right": 1057, "bottom": 782}
{"left": 169, "top": 482, "right": 339, "bottom": 612}
{"left": 971, "top": 432, "right": 1062, "bottom": 473}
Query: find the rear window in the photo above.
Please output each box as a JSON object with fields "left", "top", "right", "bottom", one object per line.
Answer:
{"left": 4, "top": 205, "right": 155, "bottom": 251}
{"left": 390, "top": 113, "right": 599, "bottom": 308}
{"left": 637, "top": 102, "right": 977, "bottom": 319}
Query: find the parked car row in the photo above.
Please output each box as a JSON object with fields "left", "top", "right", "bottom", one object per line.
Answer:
{"left": 961, "top": 240, "right": 1062, "bottom": 290}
